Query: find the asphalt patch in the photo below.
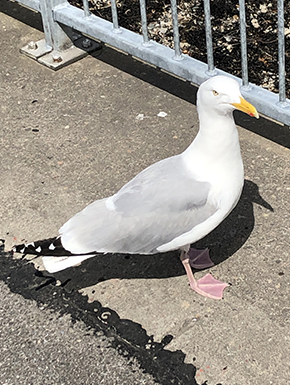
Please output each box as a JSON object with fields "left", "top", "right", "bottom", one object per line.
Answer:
{"left": 0, "top": 246, "right": 200, "bottom": 385}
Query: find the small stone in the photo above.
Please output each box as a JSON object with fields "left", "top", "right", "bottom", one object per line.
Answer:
{"left": 136, "top": 113, "right": 144, "bottom": 121}
{"left": 157, "top": 111, "right": 167, "bottom": 117}
{"left": 159, "top": 27, "right": 168, "bottom": 34}
{"left": 259, "top": 4, "right": 268, "bottom": 13}
{"left": 251, "top": 19, "right": 260, "bottom": 28}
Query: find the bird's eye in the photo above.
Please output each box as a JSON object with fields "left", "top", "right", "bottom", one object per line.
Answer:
{"left": 212, "top": 90, "right": 219, "bottom": 96}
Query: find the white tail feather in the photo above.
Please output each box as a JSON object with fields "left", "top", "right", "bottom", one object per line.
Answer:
{"left": 42, "top": 254, "right": 96, "bottom": 273}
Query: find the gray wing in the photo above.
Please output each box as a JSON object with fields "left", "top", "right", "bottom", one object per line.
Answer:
{"left": 112, "top": 155, "right": 210, "bottom": 216}
{"left": 60, "top": 155, "right": 217, "bottom": 254}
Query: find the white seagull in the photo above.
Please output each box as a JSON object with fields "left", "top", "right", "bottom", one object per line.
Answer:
{"left": 13, "top": 75, "right": 259, "bottom": 300}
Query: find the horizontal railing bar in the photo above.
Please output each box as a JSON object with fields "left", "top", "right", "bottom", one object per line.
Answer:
{"left": 53, "top": 3, "right": 290, "bottom": 125}
{"left": 16, "top": 0, "right": 41, "bottom": 12}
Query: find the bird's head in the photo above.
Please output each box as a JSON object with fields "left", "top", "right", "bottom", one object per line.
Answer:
{"left": 197, "top": 76, "right": 259, "bottom": 119}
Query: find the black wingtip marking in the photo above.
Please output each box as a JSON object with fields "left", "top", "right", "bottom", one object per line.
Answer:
{"left": 12, "top": 236, "right": 68, "bottom": 256}
{"left": 13, "top": 236, "right": 96, "bottom": 257}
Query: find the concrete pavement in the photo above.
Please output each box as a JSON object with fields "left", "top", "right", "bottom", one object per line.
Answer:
{"left": 1, "top": 2, "right": 290, "bottom": 384}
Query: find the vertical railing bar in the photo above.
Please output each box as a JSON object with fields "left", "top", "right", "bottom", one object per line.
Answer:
{"left": 170, "top": 0, "right": 182, "bottom": 59}
{"left": 110, "top": 0, "right": 119, "bottom": 30}
{"left": 203, "top": 0, "right": 215, "bottom": 74}
{"left": 238, "top": 0, "right": 249, "bottom": 88}
{"left": 82, "top": 0, "right": 90, "bottom": 18}
{"left": 277, "top": 0, "right": 286, "bottom": 104}
{"left": 139, "top": 0, "right": 149, "bottom": 45}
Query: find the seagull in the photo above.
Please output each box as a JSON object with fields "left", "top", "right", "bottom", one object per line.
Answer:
{"left": 13, "top": 75, "right": 259, "bottom": 300}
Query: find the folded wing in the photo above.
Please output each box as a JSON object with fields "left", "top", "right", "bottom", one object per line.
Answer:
{"left": 60, "top": 155, "right": 218, "bottom": 254}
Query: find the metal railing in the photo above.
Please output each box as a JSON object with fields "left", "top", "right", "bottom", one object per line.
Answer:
{"left": 15, "top": 0, "right": 290, "bottom": 125}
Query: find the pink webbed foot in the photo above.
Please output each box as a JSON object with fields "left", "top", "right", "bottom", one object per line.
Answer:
{"left": 192, "top": 273, "right": 229, "bottom": 300}
{"left": 180, "top": 249, "right": 229, "bottom": 300}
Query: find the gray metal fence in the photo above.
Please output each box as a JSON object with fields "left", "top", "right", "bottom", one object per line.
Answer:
{"left": 15, "top": 0, "right": 290, "bottom": 125}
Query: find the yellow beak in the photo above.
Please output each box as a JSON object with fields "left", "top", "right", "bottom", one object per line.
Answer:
{"left": 231, "top": 97, "right": 259, "bottom": 119}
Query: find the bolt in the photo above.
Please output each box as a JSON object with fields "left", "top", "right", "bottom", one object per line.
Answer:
{"left": 52, "top": 54, "right": 63, "bottom": 63}
{"left": 82, "top": 38, "right": 92, "bottom": 49}
{"left": 27, "top": 41, "right": 38, "bottom": 50}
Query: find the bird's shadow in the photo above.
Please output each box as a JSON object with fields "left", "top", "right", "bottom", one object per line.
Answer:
{"left": 53, "top": 179, "right": 273, "bottom": 291}
{"left": 0, "top": 248, "right": 199, "bottom": 385}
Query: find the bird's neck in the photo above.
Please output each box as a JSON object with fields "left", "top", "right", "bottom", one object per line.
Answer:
{"left": 182, "top": 111, "right": 242, "bottom": 177}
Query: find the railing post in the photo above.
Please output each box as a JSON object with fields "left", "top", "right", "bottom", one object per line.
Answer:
{"left": 277, "top": 0, "right": 287, "bottom": 107}
{"left": 203, "top": 0, "right": 216, "bottom": 75}
{"left": 238, "top": 0, "right": 249, "bottom": 89}
{"left": 40, "top": 0, "right": 74, "bottom": 51}
{"left": 170, "top": 0, "right": 182, "bottom": 60}
{"left": 20, "top": 0, "right": 98, "bottom": 70}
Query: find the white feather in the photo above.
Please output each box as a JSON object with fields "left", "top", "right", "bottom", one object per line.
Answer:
{"left": 48, "top": 243, "right": 56, "bottom": 250}
{"left": 42, "top": 254, "right": 96, "bottom": 273}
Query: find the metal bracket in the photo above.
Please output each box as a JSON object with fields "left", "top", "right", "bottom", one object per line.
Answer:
{"left": 20, "top": 37, "right": 101, "bottom": 70}
{"left": 20, "top": 39, "right": 52, "bottom": 60}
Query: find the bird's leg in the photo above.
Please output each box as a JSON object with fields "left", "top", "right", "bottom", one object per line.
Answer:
{"left": 180, "top": 250, "right": 229, "bottom": 300}
{"left": 180, "top": 250, "right": 199, "bottom": 290}
{"left": 187, "top": 247, "right": 214, "bottom": 269}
